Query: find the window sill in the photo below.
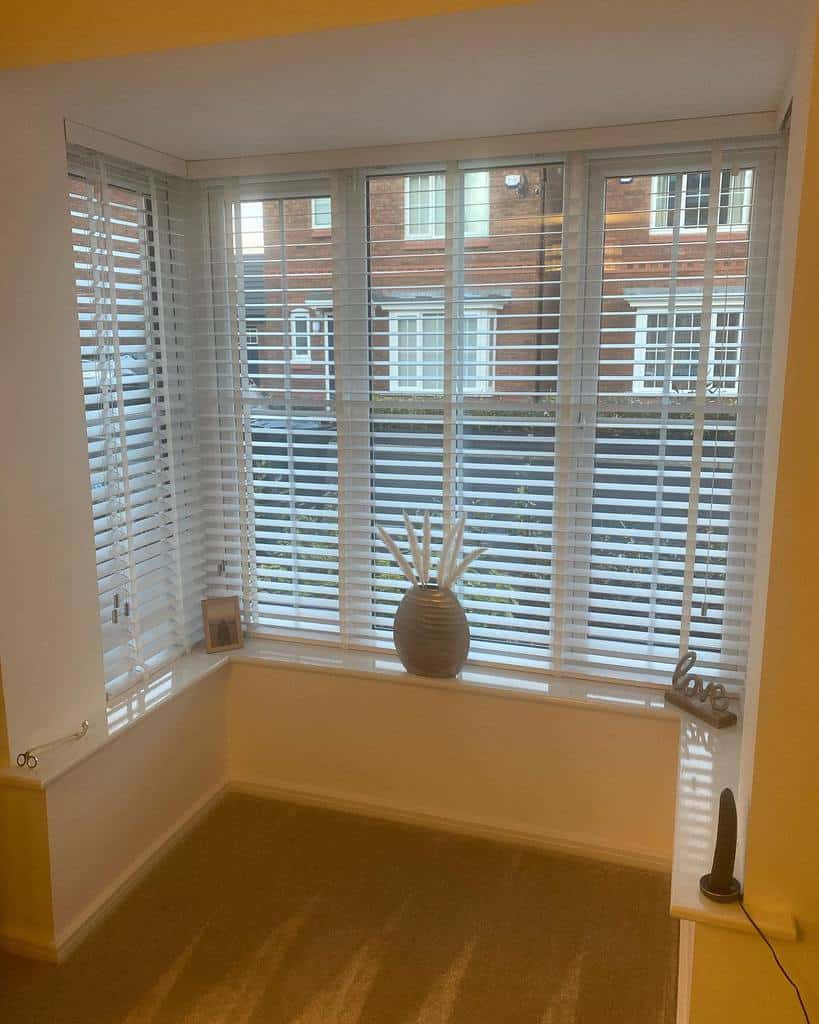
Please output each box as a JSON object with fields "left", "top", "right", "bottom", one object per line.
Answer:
{"left": 3, "top": 640, "right": 675, "bottom": 790}
{"left": 230, "top": 637, "right": 677, "bottom": 719}
{"left": 670, "top": 711, "right": 797, "bottom": 942}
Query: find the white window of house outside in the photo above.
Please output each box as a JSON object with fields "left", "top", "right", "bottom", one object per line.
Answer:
{"left": 239, "top": 200, "right": 265, "bottom": 252}
{"left": 384, "top": 304, "right": 495, "bottom": 393}
{"left": 311, "top": 196, "right": 332, "bottom": 230}
{"left": 628, "top": 290, "right": 744, "bottom": 393}
{"left": 649, "top": 169, "right": 753, "bottom": 232}
{"left": 404, "top": 171, "right": 490, "bottom": 239}
{"left": 290, "top": 309, "right": 312, "bottom": 362}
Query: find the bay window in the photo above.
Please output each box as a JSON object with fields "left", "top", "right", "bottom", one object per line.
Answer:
{"left": 70, "top": 140, "right": 780, "bottom": 695}
{"left": 68, "top": 149, "right": 203, "bottom": 694}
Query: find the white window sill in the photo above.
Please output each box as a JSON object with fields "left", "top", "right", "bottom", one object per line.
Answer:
{"left": 2, "top": 639, "right": 676, "bottom": 790}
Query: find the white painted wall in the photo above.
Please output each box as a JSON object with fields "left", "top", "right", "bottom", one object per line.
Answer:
{"left": 229, "top": 663, "right": 679, "bottom": 868}
{"left": 45, "top": 674, "right": 228, "bottom": 945}
{"left": 0, "top": 82, "right": 106, "bottom": 761}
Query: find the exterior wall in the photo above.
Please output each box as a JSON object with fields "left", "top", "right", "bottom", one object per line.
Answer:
{"left": 243, "top": 164, "right": 752, "bottom": 406}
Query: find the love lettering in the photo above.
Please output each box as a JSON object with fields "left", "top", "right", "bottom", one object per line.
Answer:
{"left": 672, "top": 651, "right": 730, "bottom": 712}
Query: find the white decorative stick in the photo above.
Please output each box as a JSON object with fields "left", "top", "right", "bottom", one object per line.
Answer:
{"left": 403, "top": 513, "right": 423, "bottom": 585}
{"left": 377, "top": 526, "right": 417, "bottom": 585}
{"left": 446, "top": 547, "right": 488, "bottom": 588}
{"left": 422, "top": 512, "right": 431, "bottom": 585}
{"left": 435, "top": 518, "right": 455, "bottom": 587}
{"left": 440, "top": 515, "right": 466, "bottom": 589}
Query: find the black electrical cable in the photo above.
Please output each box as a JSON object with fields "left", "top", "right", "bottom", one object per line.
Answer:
{"left": 738, "top": 898, "right": 811, "bottom": 1023}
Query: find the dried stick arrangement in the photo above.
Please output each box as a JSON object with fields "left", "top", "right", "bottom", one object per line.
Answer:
{"left": 377, "top": 513, "right": 487, "bottom": 591}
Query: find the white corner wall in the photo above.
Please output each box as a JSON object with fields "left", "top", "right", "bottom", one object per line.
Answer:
{"left": 0, "top": 81, "right": 106, "bottom": 760}
{"left": 229, "top": 663, "right": 679, "bottom": 869}
{"left": 45, "top": 673, "right": 229, "bottom": 948}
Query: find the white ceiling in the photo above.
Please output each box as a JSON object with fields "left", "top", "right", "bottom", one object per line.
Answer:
{"left": 10, "top": 0, "right": 807, "bottom": 161}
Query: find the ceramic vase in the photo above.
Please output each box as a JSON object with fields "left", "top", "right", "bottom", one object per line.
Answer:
{"left": 393, "top": 584, "right": 469, "bottom": 678}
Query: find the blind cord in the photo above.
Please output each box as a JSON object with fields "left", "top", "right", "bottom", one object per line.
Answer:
{"left": 738, "top": 899, "right": 811, "bottom": 1023}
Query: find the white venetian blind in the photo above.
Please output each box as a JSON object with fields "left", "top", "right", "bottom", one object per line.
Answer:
{"left": 201, "top": 140, "right": 780, "bottom": 690}
{"left": 68, "top": 147, "right": 204, "bottom": 694}
{"left": 197, "top": 184, "right": 339, "bottom": 635}
{"left": 558, "top": 149, "right": 778, "bottom": 687}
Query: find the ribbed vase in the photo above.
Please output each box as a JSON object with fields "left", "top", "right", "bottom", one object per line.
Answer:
{"left": 393, "top": 584, "right": 470, "bottom": 678}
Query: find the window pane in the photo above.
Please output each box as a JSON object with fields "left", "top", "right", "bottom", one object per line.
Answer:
{"left": 463, "top": 317, "right": 478, "bottom": 390}
{"left": 583, "top": 167, "right": 757, "bottom": 686}
{"left": 235, "top": 197, "right": 339, "bottom": 633}
{"left": 683, "top": 171, "right": 710, "bottom": 228}
{"left": 311, "top": 196, "right": 332, "bottom": 229}
{"left": 422, "top": 314, "right": 444, "bottom": 390}
{"left": 464, "top": 170, "right": 490, "bottom": 236}
{"left": 291, "top": 312, "right": 310, "bottom": 360}
{"left": 712, "top": 311, "right": 742, "bottom": 388}
{"left": 396, "top": 316, "right": 417, "bottom": 388}
{"left": 405, "top": 173, "right": 445, "bottom": 238}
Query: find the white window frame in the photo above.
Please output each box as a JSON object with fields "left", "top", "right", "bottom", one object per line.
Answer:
{"left": 628, "top": 291, "right": 744, "bottom": 394}
{"left": 404, "top": 171, "right": 490, "bottom": 240}
{"left": 289, "top": 308, "right": 312, "bottom": 363}
{"left": 649, "top": 169, "right": 753, "bottom": 234}
{"left": 383, "top": 301, "right": 497, "bottom": 394}
{"left": 311, "top": 196, "right": 332, "bottom": 230}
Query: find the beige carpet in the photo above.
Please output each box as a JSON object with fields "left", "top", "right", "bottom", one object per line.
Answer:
{"left": 0, "top": 793, "right": 678, "bottom": 1022}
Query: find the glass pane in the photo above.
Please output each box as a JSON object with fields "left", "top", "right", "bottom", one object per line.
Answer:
{"left": 712, "top": 311, "right": 741, "bottom": 387}
{"left": 311, "top": 196, "right": 331, "bottom": 230}
{"left": 463, "top": 316, "right": 478, "bottom": 390}
{"left": 464, "top": 170, "right": 490, "bottom": 237}
{"left": 683, "top": 171, "right": 709, "bottom": 228}
{"left": 237, "top": 196, "right": 338, "bottom": 633}
{"left": 590, "top": 169, "right": 754, "bottom": 686}
{"left": 396, "top": 316, "right": 417, "bottom": 388}
{"left": 422, "top": 314, "right": 444, "bottom": 390}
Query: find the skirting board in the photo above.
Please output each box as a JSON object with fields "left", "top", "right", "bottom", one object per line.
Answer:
{"left": 676, "top": 919, "right": 696, "bottom": 1024}
{"left": 231, "top": 778, "right": 672, "bottom": 873}
{"left": 0, "top": 781, "right": 229, "bottom": 963}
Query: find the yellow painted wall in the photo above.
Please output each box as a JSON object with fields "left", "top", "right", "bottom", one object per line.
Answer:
{"left": 690, "top": 9, "right": 819, "bottom": 1022}
{"left": 0, "top": 0, "right": 527, "bottom": 69}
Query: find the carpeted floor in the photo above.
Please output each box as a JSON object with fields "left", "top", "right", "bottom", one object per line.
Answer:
{"left": 0, "top": 793, "right": 678, "bottom": 1023}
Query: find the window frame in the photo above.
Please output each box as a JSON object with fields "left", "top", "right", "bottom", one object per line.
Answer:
{"left": 649, "top": 168, "right": 753, "bottom": 234}
{"left": 403, "top": 171, "right": 490, "bottom": 240}
{"left": 202, "top": 144, "right": 779, "bottom": 692}
{"left": 289, "top": 307, "right": 313, "bottom": 363}
{"left": 383, "top": 301, "right": 496, "bottom": 394}
{"left": 311, "top": 195, "right": 332, "bottom": 230}
{"left": 629, "top": 293, "right": 745, "bottom": 395}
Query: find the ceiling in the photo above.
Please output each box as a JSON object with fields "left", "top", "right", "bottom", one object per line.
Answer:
{"left": 6, "top": 0, "right": 807, "bottom": 162}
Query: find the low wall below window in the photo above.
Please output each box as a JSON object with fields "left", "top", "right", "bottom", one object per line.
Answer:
{"left": 228, "top": 661, "right": 679, "bottom": 869}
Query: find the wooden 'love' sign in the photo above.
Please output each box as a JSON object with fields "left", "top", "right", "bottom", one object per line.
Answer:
{"left": 664, "top": 651, "right": 738, "bottom": 728}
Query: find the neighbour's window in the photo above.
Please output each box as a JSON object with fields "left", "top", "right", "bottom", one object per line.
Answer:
{"left": 631, "top": 302, "right": 743, "bottom": 394}
{"left": 404, "top": 171, "right": 490, "bottom": 239}
{"left": 290, "top": 309, "right": 312, "bottom": 362}
{"left": 385, "top": 308, "right": 494, "bottom": 393}
{"left": 650, "top": 169, "right": 752, "bottom": 230}
{"left": 311, "top": 196, "right": 332, "bottom": 230}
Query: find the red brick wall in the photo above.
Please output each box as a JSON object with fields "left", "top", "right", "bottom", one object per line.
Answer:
{"left": 244, "top": 164, "right": 750, "bottom": 404}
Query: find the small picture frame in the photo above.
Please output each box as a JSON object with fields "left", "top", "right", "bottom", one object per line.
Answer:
{"left": 201, "top": 596, "right": 244, "bottom": 653}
